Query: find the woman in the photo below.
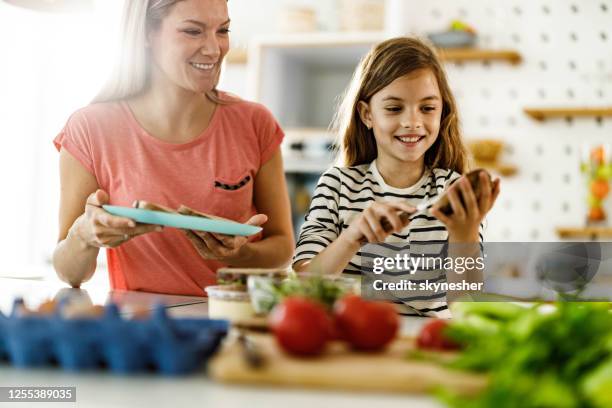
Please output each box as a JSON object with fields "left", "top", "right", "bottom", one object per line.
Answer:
{"left": 52, "top": 0, "right": 294, "bottom": 295}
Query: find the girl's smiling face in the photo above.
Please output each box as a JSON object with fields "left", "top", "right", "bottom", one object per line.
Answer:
{"left": 358, "top": 68, "right": 443, "bottom": 168}
{"left": 148, "top": 0, "right": 230, "bottom": 94}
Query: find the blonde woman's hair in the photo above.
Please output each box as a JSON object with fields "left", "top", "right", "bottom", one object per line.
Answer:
{"left": 92, "top": 0, "right": 226, "bottom": 104}
{"left": 332, "top": 37, "right": 468, "bottom": 174}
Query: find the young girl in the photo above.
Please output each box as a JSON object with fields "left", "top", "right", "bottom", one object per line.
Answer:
{"left": 293, "top": 37, "right": 500, "bottom": 316}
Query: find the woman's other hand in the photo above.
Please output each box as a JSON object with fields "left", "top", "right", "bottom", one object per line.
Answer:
{"left": 182, "top": 213, "right": 268, "bottom": 263}
{"left": 73, "top": 189, "right": 163, "bottom": 248}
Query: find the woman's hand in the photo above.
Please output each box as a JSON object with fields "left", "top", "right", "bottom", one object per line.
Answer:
{"left": 430, "top": 171, "right": 501, "bottom": 243}
{"left": 340, "top": 202, "right": 416, "bottom": 246}
{"left": 182, "top": 214, "right": 268, "bottom": 263}
{"left": 73, "top": 190, "right": 163, "bottom": 248}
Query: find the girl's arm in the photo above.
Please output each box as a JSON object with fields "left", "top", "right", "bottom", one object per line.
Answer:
{"left": 431, "top": 171, "right": 501, "bottom": 300}
{"left": 293, "top": 168, "right": 414, "bottom": 275}
{"left": 293, "top": 231, "right": 360, "bottom": 275}
{"left": 294, "top": 202, "right": 415, "bottom": 275}
{"left": 292, "top": 167, "right": 343, "bottom": 273}
{"left": 183, "top": 149, "right": 295, "bottom": 268}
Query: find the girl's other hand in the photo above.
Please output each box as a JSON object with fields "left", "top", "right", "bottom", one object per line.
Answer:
{"left": 74, "top": 190, "right": 163, "bottom": 248}
{"left": 341, "top": 202, "right": 416, "bottom": 245}
{"left": 183, "top": 214, "right": 268, "bottom": 263}
{"left": 431, "top": 172, "right": 500, "bottom": 242}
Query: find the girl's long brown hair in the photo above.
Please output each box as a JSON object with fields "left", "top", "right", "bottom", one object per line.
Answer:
{"left": 332, "top": 37, "right": 468, "bottom": 174}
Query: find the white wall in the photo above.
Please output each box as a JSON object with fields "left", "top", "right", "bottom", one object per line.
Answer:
{"left": 0, "top": 0, "right": 123, "bottom": 278}
{"left": 387, "top": 0, "right": 612, "bottom": 241}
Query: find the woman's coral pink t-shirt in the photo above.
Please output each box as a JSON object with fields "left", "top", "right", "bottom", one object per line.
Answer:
{"left": 53, "top": 94, "right": 284, "bottom": 296}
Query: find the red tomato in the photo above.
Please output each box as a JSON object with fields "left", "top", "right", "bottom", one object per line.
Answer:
{"left": 416, "top": 319, "right": 460, "bottom": 351}
{"left": 333, "top": 295, "right": 399, "bottom": 351}
{"left": 269, "top": 297, "right": 332, "bottom": 356}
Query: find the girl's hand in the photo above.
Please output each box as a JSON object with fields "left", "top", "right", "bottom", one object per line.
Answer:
{"left": 182, "top": 214, "right": 268, "bottom": 263}
{"left": 430, "top": 172, "right": 501, "bottom": 242}
{"left": 340, "top": 202, "right": 416, "bottom": 246}
{"left": 74, "top": 190, "right": 163, "bottom": 248}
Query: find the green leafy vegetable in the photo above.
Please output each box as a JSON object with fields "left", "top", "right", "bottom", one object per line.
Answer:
{"left": 582, "top": 356, "right": 612, "bottom": 408}
{"left": 249, "top": 273, "right": 352, "bottom": 314}
{"left": 276, "top": 275, "right": 346, "bottom": 308}
{"left": 439, "top": 302, "right": 612, "bottom": 408}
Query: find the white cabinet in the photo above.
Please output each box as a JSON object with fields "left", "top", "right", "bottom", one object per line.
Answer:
{"left": 247, "top": 32, "right": 387, "bottom": 173}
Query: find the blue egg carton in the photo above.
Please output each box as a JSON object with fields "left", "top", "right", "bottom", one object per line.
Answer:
{"left": 0, "top": 299, "right": 228, "bottom": 375}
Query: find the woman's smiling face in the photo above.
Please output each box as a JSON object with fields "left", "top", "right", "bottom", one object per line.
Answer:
{"left": 148, "top": 0, "right": 230, "bottom": 94}
{"left": 359, "top": 68, "right": 443, "bottom": 168}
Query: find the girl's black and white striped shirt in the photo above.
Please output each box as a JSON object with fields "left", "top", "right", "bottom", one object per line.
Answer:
{"left": 293, "top": 160, "right": 484, "bottom": 318}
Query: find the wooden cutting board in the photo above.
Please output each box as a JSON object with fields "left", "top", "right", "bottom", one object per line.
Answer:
{"left": 208, "top": 333, "right": 487, "bottom": 395}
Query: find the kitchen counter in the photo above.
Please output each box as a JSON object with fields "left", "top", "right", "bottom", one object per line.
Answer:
{"left": 0, "top": 278, "right": 443, "bottom": 408}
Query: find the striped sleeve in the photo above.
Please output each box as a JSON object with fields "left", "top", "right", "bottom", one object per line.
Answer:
{"left": 293, "top": 167, "right": 342, "bottom": 266}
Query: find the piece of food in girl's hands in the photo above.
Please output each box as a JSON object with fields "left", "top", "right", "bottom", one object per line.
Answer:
{"left": 333, "top": 295, "right": 398, "bottom": 351}
{"left": 435, "top": 169, "right": 492, "bottom": 215}
{"left": 269, "top": 297, "right": 333, "bottom": 356}
{"left": 416, "top": 319, "right": 461, "bottom": 351}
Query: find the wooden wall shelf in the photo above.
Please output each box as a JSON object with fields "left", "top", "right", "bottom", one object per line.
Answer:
{"left": 437, "top": 48, "right": 522, "bottom": 64}
{"left": 524, "top": 107, "right": 612, "bottom": 121}
{"left": 556, "top": 226, "right": 612, "bottom": 240}
{"left": 473, "top": 160, "right": 518, "bottom": 177}
{"left": 238, "top": 32, "right": 523, "bottom": 66}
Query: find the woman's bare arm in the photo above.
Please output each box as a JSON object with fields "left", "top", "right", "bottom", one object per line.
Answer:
{"left": 228, "top": 150, "right": 295, "bottom": 267}
{"left": 52, "top": 148, "right": 100, "bottom": 287}
{"left": 52, "top": 149, "right": 159, "bottom": 287}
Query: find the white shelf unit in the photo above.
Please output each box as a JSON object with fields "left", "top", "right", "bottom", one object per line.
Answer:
{"left": 248, "top": 32, "right": 387, "bottom": 173}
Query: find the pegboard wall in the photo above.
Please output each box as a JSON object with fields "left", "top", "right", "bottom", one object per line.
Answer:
{"left": 388, "top": 0, "right": 612, "bottom": 241}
